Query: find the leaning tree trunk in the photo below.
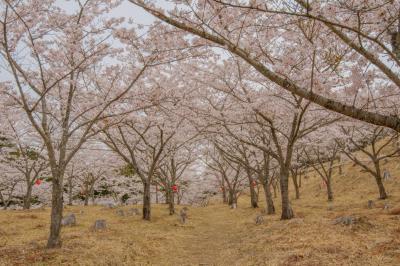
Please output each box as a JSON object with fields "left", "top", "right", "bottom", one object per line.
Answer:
{"left": 168, "top": 190, "right": 175, "bottom": 215}
{"left": 23, "top": 183, "right": 33, "bottom": 210}
{"left": 280, "top": 168, "right": 294, "bottom": 220}
{"left": 47, "top": 173, "right": 64, "bottom": 248}
{"left": 262, "top": 180, "right": 275, "bottom": 214}
{"left": 374, "top": 174, "right": 388, "bottom": 199}
{"left": 142, "top": 181, "right": 151, "bottom": 220}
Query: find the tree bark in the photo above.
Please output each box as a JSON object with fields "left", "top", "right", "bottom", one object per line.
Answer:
{"left": 249, "top": 180, "right": 259, "bottom": 208}
{"left": 375, "top": 174, "right": 387, "bottom": 199}
{"left": 221, "top": 179, "right": 227, "bottom": 204}
{"left": 228, "top": 190, "right": 237, "bottom": 207}
{"left": 262, "top": 181, "right": 275, "bottom": 214}
{"left": 168, "top": 191, "right": 175, "bottom": 215}
{"left": 291, "top": 173, "right": 300, "bottom": 200}
{"left": 280, "top": 168, "right": 294, "bottom": 220}
{"left": 46, "top": 174, "right": 64, "bottom": 249}
{"left": 273, "top": 182, "right": 278, "bottom": 198}
{"left": 326, "top": 179, "right": 334, "bottom": 201}
{"left": 68, "top": 177, "right": 73, "bottom": 206}
{"left": 142, "top": 181, "right": 151, "bottom": 220}
{"left": 84, "top": 194, "right": 89, "bottom": 206}
{"left": 155, "top": 185, "right": 159, "bottom": 204}
{"left": 23, "top": 184, "right": 33, "bottom": 210}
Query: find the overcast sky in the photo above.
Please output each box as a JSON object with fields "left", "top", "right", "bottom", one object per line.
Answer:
{"left": 0, "top": 0, "right": 172, "bottom": 81}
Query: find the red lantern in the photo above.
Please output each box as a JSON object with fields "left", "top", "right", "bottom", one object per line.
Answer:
{"left": 172, "top": 184, "right": 178, "bottom": 193}
{"left": 35, "top": 179, "right": 42, "bottom": 186}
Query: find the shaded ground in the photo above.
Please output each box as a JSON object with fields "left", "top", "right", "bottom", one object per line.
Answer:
{"left": 1, "top": 158, "right": 400, "bottom": 265}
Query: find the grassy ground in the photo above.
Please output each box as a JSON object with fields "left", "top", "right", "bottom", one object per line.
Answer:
{"left": 1, "top": 158, "right": 400, "bottom": 265}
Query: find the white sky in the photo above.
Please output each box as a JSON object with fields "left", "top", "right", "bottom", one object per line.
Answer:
{"left": 0, "top": 0, "right": 172, "bottom": 81}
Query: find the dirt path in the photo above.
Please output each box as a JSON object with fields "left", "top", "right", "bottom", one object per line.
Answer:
{"left": 171, "top": 205, "right": 247, "bottom": 265}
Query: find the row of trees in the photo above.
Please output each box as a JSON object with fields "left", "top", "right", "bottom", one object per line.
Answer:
{"left": 0, "top": 0, "right": 399, "bottom": 249}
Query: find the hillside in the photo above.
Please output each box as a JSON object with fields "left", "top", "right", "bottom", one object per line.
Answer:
{"left": 1, "top": 157, "right": 400, "bottom": 265}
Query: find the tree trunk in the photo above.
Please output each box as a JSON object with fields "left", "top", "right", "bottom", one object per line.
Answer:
{"left": 165, "top": 190, "right": 169, "bottom": 204}
{"left": 23, "top": 184, "right": 33, "bottom": 210}
{"left": 280, "top": 168, "right": 294, "bottom": 220}
{"left": 273, "top": 183, "right": 278, "bottom": 198}
{"left": 142, "top": 181, "right": 151, "bottom": 220}
{"left": 374, "top": 161, "right": 388, "bottom": 199}
{"left": 47, "top": 174, "right": 64, "bottom": 248}
{"left": 228, "top": 190, "right": 237, "bottom": 207}
{"left": 84, "top": 194, "right": 89, "bottom": 206}
{"left": 168, "top": 191, "right": 175, "bottom": 215}
{"left": 262, "top": 181, "right": 275, "bottom": 214}
{"left": 326, "top": 178, "right": 334, "bottom": 201}
{"left": 0, "top": 192, "right": 5, "bottom": 210}
{"left": 155, "top": 185, "right": 159, "bottom": 204}
{"left": 90, "top": 187, "right": 95, "bottom": 205}
{"left": 249, "top": 181, "right": 259, "bottom": 208}
{"left": 222, "top": 180, "right": 227, "bottom": 204}
{"left": 375, "top": 175, "right": 387, "bottom": 199}
{"left": 291, "top": 174, "right": 300, "bottom": 200}
{"left": 68, "top": 177, "right": 73, "bottom": 206}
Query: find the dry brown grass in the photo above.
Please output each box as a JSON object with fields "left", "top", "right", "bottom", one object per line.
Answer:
{"left": 1, "top": 157, "right": 400, "bottom": 265}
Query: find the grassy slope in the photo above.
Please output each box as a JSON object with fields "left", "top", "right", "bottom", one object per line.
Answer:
{"left": 0, "top": 157, "right": 400, "bottom": 265}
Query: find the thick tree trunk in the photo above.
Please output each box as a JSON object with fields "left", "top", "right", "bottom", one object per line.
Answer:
{"left": 228, "top": 190, "right": 237, "bottom": 207}
{"left": 142, "top": 181, "right": 151, "bottom": 220}
{"left": 280, "top": 168, "right": 294, "bottom": 220}
{"left": 23, "top": 184, "right": 33, "bottom": 210}
{"left": 47, "top": 175, "right": 64, "bottom": 248}
{"left": 262, "top": 181, "right": 275, "bottom": 214}
{"left": 169, "top": 191, "right": 175, "bottom": 215}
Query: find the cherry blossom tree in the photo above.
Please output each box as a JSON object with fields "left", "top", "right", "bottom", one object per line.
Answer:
{"left": 336, "top": 124, "right": 399, "bottom": 199}
{"left": 130, "top": 0, "right": 400, "bottom": 132}
{"left": 0, "top": 0, "right": 183, "bottom": 248}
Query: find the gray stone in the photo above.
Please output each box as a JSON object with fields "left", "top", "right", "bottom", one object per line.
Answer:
{"left": 332, "top": 216, "right": 358, "bottom": 226}
{"left": 255, "top": 214, "right": 264, "bottom": 225}
{"left": 93, "top": 219, "right": 106, "bottom": 231}
{"left": 61, "top": 213, "right": 76, "bottom": 226}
